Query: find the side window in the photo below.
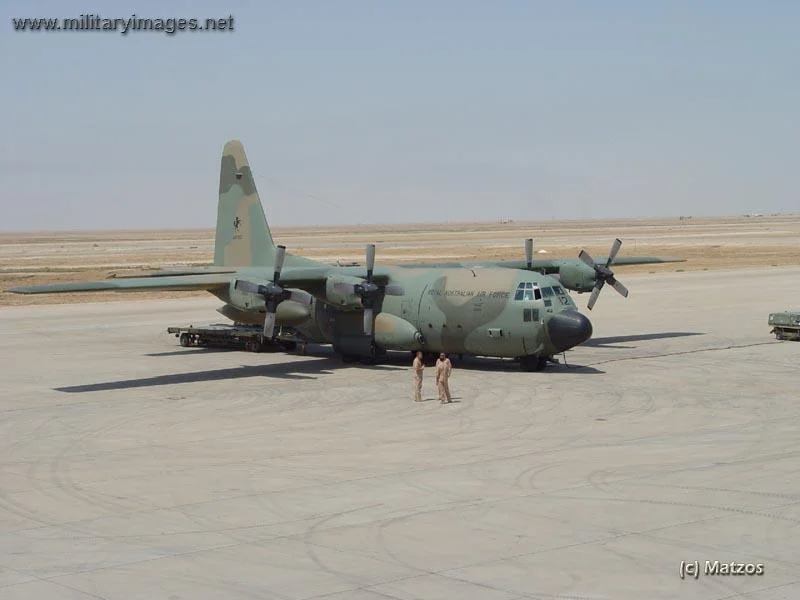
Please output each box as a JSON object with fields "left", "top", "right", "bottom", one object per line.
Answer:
{"left": 534, "top": 287, "right": 542, "bottom": 300}
{"left": 542, "top": 287, "right": 554, "bottom": 297}
{"left": 523, "top": 308, "right": 539, "bottom": 322}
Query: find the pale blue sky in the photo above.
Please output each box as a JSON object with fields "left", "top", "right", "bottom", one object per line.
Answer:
{"left": 2, "top": 1, "right": 798, "bottom": 230}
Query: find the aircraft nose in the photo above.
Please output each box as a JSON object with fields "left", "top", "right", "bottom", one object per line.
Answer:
{"left": 546, "top": 310, "right": 593, "bottom": 352}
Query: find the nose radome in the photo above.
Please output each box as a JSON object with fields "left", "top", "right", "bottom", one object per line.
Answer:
{"left": 546, "top": 310, "right": 593, "bottom": 352}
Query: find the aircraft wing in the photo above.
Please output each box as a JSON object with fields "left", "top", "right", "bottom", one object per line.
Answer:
{"left": 7, "top": 266, "right": 394, "bottom": 295}
{"left": 8, "top": 273, "right": 235, "bottom": 294}
{"left": 110, "top": 266, "right": 238, "bottom": 278}
{"left": 397, "top": 256, "right": 685, "bottom": 270}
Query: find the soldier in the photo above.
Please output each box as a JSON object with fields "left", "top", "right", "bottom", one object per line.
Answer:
{"left": 412, "top": 351, "right": 424, "bottom": 402}
{"left": 435, "top": 352, "right": 453, "bottom": 403}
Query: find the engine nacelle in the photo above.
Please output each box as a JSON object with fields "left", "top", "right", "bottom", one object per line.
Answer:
{"left": 373, "top": 313, "right": 424, "bottom": 351}
{"left": 557, "top": 263, "right": 597, "bottom": 293}
{"left": 217, "top": 300, "right": 311, "bottom": 326}
{"left": 325, "top": 275, "right": 364, "bottom": 309}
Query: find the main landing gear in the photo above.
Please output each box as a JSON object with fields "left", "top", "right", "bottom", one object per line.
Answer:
{"left": 337, "top": 340, "right": 385, "bottom": 365}
{"left": 519, "top": 355, "right": 548, "bottom": 372}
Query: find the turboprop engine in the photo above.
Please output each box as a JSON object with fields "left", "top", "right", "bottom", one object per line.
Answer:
{"left": 373, "top": 313, "right": 424, "bottom": 351}
{"left": 518, "top": 237, "right": 631, "bottom": 309}
{"left": 325, "top": 275, "right": 366, "bottom": 309}
{"left": 217, "top": 301, "right": 311, "bottom": 326}
{"left": 557, "top": 263, "right": 597, "bottom": 293}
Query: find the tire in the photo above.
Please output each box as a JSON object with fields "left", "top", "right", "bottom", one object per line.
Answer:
{"left": 520, "top": 355, "right": 547, "bottom": 372}
{"left": 179, "top": 333, "right": 191, "bottom": 347}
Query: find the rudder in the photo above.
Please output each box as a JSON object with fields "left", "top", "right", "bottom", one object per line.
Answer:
{"left": 213, "top": 140, "right": 276, "bottom": 267}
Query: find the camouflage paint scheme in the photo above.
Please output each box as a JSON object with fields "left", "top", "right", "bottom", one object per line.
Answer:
{"left": 10, "top": 140, "right": 602, "bottom": 369}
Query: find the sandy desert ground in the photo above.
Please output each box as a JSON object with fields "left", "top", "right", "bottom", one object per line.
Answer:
{"left": 1, "top": 265, "right": 799, "bottom": 599}
{"left": 1, "top": 214, "right": 799, "bottom": 305}
{"left": 2, "top": 215, "right": 799, "bottom": 600}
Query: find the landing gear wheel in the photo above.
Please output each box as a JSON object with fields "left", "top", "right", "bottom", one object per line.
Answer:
{"left": 359, "top": 343, "right": 379, "bottom": 365}
{"left": 246, "top": 339, "right": 262, "bottom": 353}
{"left": 179, "top": 333, "right": 191, "bottom": 347}
{"left": 520, "top": 355, "right": 548, "bottom": 372}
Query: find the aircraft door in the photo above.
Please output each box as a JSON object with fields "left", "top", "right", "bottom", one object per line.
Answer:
{"left": 416, "top": 283, "right": 444, "bottom": 350}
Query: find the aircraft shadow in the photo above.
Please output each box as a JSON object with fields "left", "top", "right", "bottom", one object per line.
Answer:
{"left": 145, "top": 348, "right": 240, "bottom": 357}
{"left": 55, "top": 356, "right": 398, "bottom": 393}
{"left": 583, "top": 331, "right": 704, "bottom": 349}
{"left": 372, "top": 351, "right": 605, "bottom": 375}
{"left": 78, "top": 345, "right": 603, "bottom": 395}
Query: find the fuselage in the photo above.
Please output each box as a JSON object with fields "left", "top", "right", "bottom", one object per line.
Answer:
{"left": 217, "top": 265, "right": 592, "bottom": 359}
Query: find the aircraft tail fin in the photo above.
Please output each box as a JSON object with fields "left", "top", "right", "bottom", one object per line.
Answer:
{"left": 213, "top": 140, "right": 276, "bottom": 267}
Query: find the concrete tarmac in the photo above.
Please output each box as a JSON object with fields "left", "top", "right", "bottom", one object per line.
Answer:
{"left": 1, "top": 267, "right": 799, "bottom": 599}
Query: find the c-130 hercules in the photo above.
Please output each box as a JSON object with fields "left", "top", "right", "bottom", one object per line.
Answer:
{"left": 9, "top": 140, "right": 678, "bottom": 371}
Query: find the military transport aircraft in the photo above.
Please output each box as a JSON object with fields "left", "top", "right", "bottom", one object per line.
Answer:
{"left": 8, "top": 140, "right": 674, "bottom": 371}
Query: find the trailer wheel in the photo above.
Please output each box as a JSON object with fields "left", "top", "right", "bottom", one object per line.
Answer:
{"left": 179, "top": 333, "right": 191, "bottom": 347}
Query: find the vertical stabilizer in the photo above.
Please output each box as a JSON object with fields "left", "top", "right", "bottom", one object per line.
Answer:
{"left": 214, "top": 140, "right": 276, "bottom": 267}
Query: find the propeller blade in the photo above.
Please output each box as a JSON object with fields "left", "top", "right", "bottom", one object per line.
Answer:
{"left": 363, "top": 307, "right": 374, "bottom": 336}
{"left": 586, "top": 281, "right": 605, "bottom": 310}
{"left": 384, "top": 284, "right": 405, "bottom": 296}
{"left": 608, "top": 277, "right": 629, "bottom": 298}
{"left": 234, "top": 279, "right": 261, "bottom": 295}
{"left": 525, "top": 238, "right": 533, "bottom": 269}
{"left": 606, "top": 238, "right": 622, "bottom": 266}
{"left": 365, "top": 244, "right": 375, "bottom": 281}
{"left": 288, "top": 289, "right": 313, "bottom": 305}
{"left": 262, "top": 311, "right": 277, "bottom": 338}
{"left": 273, "top": 245, "right": 287, "bottom": 283}
{"left": 578, "top": 249, "right": 596, "bottom": 269}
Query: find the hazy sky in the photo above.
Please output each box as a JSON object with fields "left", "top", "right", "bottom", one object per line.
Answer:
{"left": 2, "top": 1, "right": 798, "bottom": 230}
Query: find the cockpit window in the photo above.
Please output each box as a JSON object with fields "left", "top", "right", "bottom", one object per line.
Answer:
{"left": 541, "top": 286, "right": 554, "bottom": 297}
{"left": 514, "top": 282, "right": 540, "bottom": 301}
{"left": 553, "top": 285, "right": 565, "bottom": 295}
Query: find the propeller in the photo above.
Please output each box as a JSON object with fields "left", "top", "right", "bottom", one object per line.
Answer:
{"left": 332, "top": 243, "right": 405, "bottom": 336}
{"left": 525, "top": 238, "right": 533, "bottom": 269}
{"left": 577, "top": 238, "right": 630, "bottom": 310}
{"left": 234, "top": 245, "right": 313, "bottom": 339}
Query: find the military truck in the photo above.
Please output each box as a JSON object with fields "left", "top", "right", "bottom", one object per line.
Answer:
{"left": 768, "top": 311, "right": 800, "bottom": 341}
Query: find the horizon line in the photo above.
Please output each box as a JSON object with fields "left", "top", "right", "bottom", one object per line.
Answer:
{"left": 0, "top": 212, "right": 796, "bottom": 236}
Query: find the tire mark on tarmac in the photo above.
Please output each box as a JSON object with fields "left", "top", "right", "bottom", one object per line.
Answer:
{"left": 585, "top": 340, "right": 779, "bottom": 367}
